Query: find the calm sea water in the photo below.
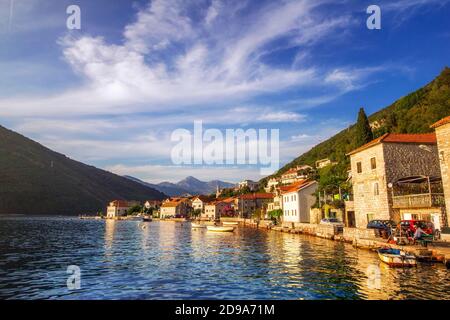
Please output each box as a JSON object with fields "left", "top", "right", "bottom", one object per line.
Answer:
{"left": 0, "top": 216, "right": 449, "bottom": 300}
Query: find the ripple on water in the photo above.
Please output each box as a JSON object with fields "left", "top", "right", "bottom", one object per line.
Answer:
{"left": 0, "top": 216, "right": 449, "bottom": 300}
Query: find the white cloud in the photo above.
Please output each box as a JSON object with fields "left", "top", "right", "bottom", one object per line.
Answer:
{"left": 257, "top": 111, "right": 306, "bottom": 123}
{"left": 0, "top": 0, "right": 361, "bottom": 118}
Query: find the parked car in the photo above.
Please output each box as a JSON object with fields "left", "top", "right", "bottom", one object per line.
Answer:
{"left": 320, "top": 218, "right": 344, "bottom": 227}
{"left": 398, "top": 220, "right": 434, "bottom": 237}
{"left": 367, "top": 220, "right": 396, "bottom": 238}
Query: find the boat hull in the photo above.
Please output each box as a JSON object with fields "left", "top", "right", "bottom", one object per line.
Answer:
{"left": 207, "top": 226, "right": 235, "bottom": 232}
{"left": 222, "top": 222, "right": 239, "bottom": 226}
{"left": 191, "top": 223, "right": 206, "bottom": 228}
{"left": 377, "top": 249, "right": 417, "bottom": 267}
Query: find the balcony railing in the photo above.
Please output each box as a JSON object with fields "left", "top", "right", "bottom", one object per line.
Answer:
{"left": 392, "top": 193, "right": 445, "bottom": 209}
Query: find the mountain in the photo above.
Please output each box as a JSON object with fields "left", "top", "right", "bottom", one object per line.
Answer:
{"left": 0, "top": 125, "right": 166, "bottom": 215}
{"left": 125, "top": 175, "right": 235, "bottom": 196}
{"left": 263, "top": 66, "right": 450, "bottom": 183}
{"left": 124, "top": 176, "right": 190, "bottom": 196}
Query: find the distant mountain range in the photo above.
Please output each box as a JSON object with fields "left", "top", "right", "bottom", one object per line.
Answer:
{"left": 0, "top": 125, "right": 166, "bottom": 215}
{"left": 125, "top": 175, "right": 235, "bottom": 196}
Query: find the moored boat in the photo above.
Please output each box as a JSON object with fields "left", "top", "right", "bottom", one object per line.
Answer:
{"left": 222, "top": 221, "right": 239, "bottom": 226}
{"left": 142, "top": 215, "right": 152, "bottom": 222}
{"left": 377, "top": 248, "right": 417, "bottom": 267}
{"left": 206, "top": 226, "right": 235, "bottom": 232}
{"left": 191, "top": 222, "right": 207, "bottom": 228}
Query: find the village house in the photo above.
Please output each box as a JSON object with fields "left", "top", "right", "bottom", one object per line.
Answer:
{"left": 191, "top": 195, "right": 213, "bottom": 213}
{"left": 315, "top": 158, "right": 333, "bottom": 169}
{"left": 281, "top": 180, "right": 318, "bottom": 224}
{"left": 203, "top": 201, "right": 227, "bottom": 220}
{"left": 280, "top": 165, "right": 313, "bottom": 185}
{"left": 106, "top": 200, "right": 141, "bottom": 219}
{"left": 347, "top": 133, "right": 444, "bottom": 230}
{"left": 264, "top": 178, "right": 280, "bottom": 192}
{"left": 160, "top": 198, "right": 191, "bottom": 218}
{"left": 144, "top": 200, "right": 162, "bottom": 210}
{"left": 237, "top": 179, "right": 259, "bottom": 191}
{"left": 432, "top": 116, "right": 450, "bottom": 227}
{"left": 266, "top": 194, "right": 282, "bottom": 213}
{"left": 235, "top": 193, "right": 273, "bottom": 218}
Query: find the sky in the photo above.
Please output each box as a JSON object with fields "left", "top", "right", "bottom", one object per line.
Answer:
{"left": 0, "top": 0, "right": 449, "bottom": 183}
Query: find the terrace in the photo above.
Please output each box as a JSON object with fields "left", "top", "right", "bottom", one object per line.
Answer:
{"left": 391, "top": 175, "right": 445, "bottom": 209}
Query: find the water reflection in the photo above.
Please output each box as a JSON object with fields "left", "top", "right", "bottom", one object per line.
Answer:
{"left": 0, "top": 216, "right": 449, "bottom": 300}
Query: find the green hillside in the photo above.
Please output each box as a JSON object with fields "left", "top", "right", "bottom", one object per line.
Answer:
{"left": 0, "top": 125, "right": 166, "bottom": 215}
{"left": 262, "top": 66, "right": 450, "bottom": 185}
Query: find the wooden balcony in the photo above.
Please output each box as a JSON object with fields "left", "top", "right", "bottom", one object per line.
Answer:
{"left": 392, "top": 193, "right": 445, "bottom": 209}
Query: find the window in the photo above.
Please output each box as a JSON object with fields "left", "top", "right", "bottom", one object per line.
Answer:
{"left": 373, "top": 182, "right": 379, "bottom": 196}
{"left": 370, "top": 157, "right": 377, "bottom": 170}
{"left": 367, "top": 213, "right": 374, "bottom": 223}
{"left": 357, "top": 161, "right": 362, "bottom": 173}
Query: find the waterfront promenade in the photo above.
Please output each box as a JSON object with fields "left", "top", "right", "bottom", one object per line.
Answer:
{"left": 220, "top": 217, "right": 450, "bottom": 269}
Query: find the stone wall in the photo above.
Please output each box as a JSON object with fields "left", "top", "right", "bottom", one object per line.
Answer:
{"left": 280, "top": 222, "right": 340, "bottom": 239}
{"left": 343, "top": 227, "right": 377, "bottom": 242}
{"left": 436, "top": 123, "right": 450, "bottom": 227}
{"left": 350, "top": 143, "right": 390, "bottom": 228}
{"left": 383, "top": 142, "right": 441, "bottom": 185}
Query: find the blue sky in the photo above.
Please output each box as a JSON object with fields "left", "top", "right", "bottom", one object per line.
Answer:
{"left": 0, "top": 0, "right": 449, "bottom": 183}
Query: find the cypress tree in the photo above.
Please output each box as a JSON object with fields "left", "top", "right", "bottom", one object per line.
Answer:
{"left": 355, "top": 107, "right": 373, "bottom": 147}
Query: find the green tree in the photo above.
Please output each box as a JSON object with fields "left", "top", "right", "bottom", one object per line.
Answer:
{"left": 355, "top": 107, "right": 373, "bottom": 147}
{"left": 127, "top": 205, "right": 142, "bottom": 215}
{"left": 267, "top": 209, "right": 282, "bottom": 224}
{"left": 192, "top": 209, "right": 202, "bottom": 218}
{"left": 384, "top": 112, "right": 397, "bottom": 133}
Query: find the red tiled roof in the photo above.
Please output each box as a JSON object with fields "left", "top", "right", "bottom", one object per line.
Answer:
{"left": 193, "top": 195, "right": 213, "bottom": 202}
{"left": 162, "top": 201, "right": 182, "bottom": 207}
{"left": 282, "top": 168, "right": 297, "bottom": 176}
{"left": 431, "top": 116, "right": 450, "bottom": 128}
{"left": 239, "top": 193, "right": 274, "bottom": 200}
{"left": 280, "top": 180, "right": 315, "bottom": 194}
{"left": 279, "top": 180, "right": 307, "bottom": 192}
{"left": 347, "top": 133, "right": 437, "bottom": 156}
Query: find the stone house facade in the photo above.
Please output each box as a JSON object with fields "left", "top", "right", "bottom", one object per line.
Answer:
{"left": 432, "top": 116, "right": 450, "bottom": 226}
{"left": 203, "top": 201, "right": 227, "bottom": 220}
{"left": 347, "top": 133, "right": 441, "bottom": 228}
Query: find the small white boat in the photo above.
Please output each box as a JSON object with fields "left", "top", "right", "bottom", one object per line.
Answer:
{"left": 207, "top": 225, "right": 235, "bottom": 232}
{"left": 222, "top": 221, "right": 239, "bottom": 226}
{"left": 377, "top": 248, "right": 417, "bottom": 267}
{"left": 191, "top": 223, "right": 207, "bottom": 228}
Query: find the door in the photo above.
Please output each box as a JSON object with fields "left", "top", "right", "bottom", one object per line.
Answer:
{"left": 432, "top": 213, "right": 441, "bottom": 231}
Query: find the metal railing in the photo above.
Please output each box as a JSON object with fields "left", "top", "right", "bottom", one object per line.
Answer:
{"left": 392, "top": 193, "right": 445, "bottom": 209}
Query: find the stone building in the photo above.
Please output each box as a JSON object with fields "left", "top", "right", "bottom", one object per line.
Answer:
{"left": 432, "top": 116, "right": 450, "bottom": 226}
{"left": 106, "top": 200, "right": 141, "bottom": 219}
{"left": 160, "top": 198, "right": 191, "bottom": 218}
{"left": 234, "top": 193, "right": 273, "bottom": 218}
{"left": 203, "top": 201, "right": 227, "bottom": 220}
{"left": 347, "top": 133, "right": 444, "bottom": 229}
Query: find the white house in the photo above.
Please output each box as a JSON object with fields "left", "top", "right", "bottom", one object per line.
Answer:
{"left": 106, "top": 200, "right": 140, "bottom": 219}
{"left": 281, "top": 181, "right": 318, "bottom": 223}
{"left": 191, "top": 195, "right": 213, "bottom": 213}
